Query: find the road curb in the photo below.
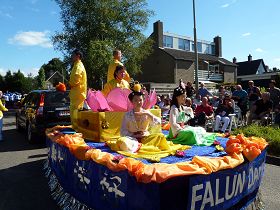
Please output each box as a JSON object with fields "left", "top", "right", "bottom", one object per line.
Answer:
{"left": 266, "top": 155, "right": 280, "bottom": 166}
{"left": 3, "top": 122, "right": 16, "bottom": 127}
{"left": 3, "top": 110, "right": 17, "bottom": 117}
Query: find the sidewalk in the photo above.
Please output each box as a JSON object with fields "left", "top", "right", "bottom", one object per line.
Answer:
{"left": 3, "top": 109, "right": 16, "bottom": 126}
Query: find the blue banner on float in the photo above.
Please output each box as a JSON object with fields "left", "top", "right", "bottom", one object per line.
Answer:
{"left": 47, "top": 138, "right": 265, "bottom": 210}
{"left": 187, "top": 151, "right": 266, "bottom": 210}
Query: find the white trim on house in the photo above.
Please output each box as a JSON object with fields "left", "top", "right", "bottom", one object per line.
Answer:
{"left": 237, "top": 72, "right": 280, "bottom": 81}
{"left": 256, "top": 63, "right": 266, "bottom": 75}
{"left": 45, "top": 71, "right": 67, "bottom": 82}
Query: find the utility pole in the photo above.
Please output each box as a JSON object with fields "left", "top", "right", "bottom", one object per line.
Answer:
{"left": 192, "top": 0, "right": 199, "bottom": 95}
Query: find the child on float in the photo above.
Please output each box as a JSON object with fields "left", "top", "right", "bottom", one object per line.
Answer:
{"left": 107, "top": 90, "right": 189, "bottom": 161}
{"left": 102, "top": 65, "right": 130, "bottom": 97}
{"left": 167, "top": 86, "right": 216, "bottom": 146}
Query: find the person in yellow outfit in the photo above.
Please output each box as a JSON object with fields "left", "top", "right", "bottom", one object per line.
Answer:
{"left": 69, "top": 49, "right": 87, "bottom": 123}
{"left": 107, "top": 49, "right": 130, "bottom": 83}
{"left": 102, "top": 65, "right": 130, "bottom": 97}
{"left": 106, "top": 91, "right": 190, "bottom": 162}
{"left": 0, "top": 91, "right": 8, "bottom": 142}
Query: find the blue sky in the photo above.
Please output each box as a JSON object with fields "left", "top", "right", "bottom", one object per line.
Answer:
{"left": 1, "top": 0, "right": 280, "bottom": 76}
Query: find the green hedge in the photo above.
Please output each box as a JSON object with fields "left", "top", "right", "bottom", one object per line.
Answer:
{"left": 232, "top": 125, "right": 280, "bottom": 157}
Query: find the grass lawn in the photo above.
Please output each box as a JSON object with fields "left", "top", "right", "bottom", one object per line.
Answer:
{"left": 232, "top": 125, "right": 280, "bottom": 157}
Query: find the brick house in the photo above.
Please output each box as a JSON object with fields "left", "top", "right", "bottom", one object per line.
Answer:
{"left": 235, "top": 55, "right": 279, "bottom": 88}
{"left": 136, "top": 21, "right": 237, "bottom": 94}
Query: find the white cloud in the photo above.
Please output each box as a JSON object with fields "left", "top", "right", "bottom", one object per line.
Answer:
{"left": 0, "top": 10, "right": 12, "bottom": 18}
{"left": 28, "top": 67, "right": 40, "bottom": 76}
{"left": 8, "top": 31, "right": 53, "bottom": 48}
{"left": 28, "top": 7, "right": 40, "bottom": 12}
{"left": 221, "top": 0, "right": 237, "bottom": 8}
{"left": 274, "top": 58, "right": 280, "bottom": 62}
{"left": 221, "top": 4, "right": 229, "bottom": 8}
{"left": 255, "top": 48, "right": 264, "bottom": 53}
{"left": 0, "top": 68, "right": 6, "bottom": 76}
{"left": 242, "top": 32, "right": 251, "bottom": 37}
{"left": 30, "top": 0, "right": 38, "bottom": 4}
{"left": 50, "top": 11, "right": 57, "bottom": 15}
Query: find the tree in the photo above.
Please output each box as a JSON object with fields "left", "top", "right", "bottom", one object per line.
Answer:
{"left": 37, "top": 67, "right": 46, "bottom": 89}
{"left": 41, "top": 58, "right": 67, "bottom": 82}
{"left": 13, "top": 70, "right": 26, "bottom": 91}
{"left": 1, "top": 70, "right": 36, "bottom": 93}
{"left": 22, "top": 74, "right": 36, "bottom": 93}
{"left": 53, "top": 0, "right": 154, "bottom": 88}
{"left": 0, "top": 74, "right": 3, "bottom": 90}
{"left": 4, "top": 70, "right": 14, "bottom": 91}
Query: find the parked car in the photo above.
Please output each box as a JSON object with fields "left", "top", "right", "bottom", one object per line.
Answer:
{"left": 16, "top": 90, "right": 71, "bottom": 143}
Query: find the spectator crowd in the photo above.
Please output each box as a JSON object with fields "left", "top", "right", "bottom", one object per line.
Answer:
{"left": 1, "top": 91, "right": 24, "bottom": 109}
{"left": 157, "top": 79, "right": 280, "bottom": 132}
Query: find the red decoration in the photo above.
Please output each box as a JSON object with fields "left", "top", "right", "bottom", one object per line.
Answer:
{"left": 56, "top": 82, "right": 66, "bottom": 92}
{"left": 175, "top": 150, "right": 185, "bottom": 157}
{"left": 213, "top": 140, "right": 221, "bottom": 145}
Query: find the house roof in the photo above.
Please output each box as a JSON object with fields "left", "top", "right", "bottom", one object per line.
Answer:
{"left": 236, "top": 59, "right": 266, "bottom": 76}
{"left": 45, "top": 71, "right": 68, "bottom": 82}
{"left": 161, "top": 48, "right": 236, "bottom": 66}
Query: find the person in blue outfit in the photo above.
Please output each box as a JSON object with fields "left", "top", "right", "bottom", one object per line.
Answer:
{"left": 232, "top": 84, "right": 248, "bottom": 123}
{"left": 198, "top": 82, "right": 213, "bottom": 98}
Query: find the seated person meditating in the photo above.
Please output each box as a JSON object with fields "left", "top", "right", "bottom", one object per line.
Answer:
{"left": 107, "top": 91, "right": 189, "bottom": 161}
{"left": 214, "top": 95, "right": 234, "bottom": 133}
{"left": 102, "top": 65, "right": 130, "bottom": 97}
{"left": 247, "top": 92, "right": 273, "bottom": 125}
{"left": 167, "top": 86, "right": 216, "bottom": 146}
{"left": 189, "top": 97, "right": 214, "bottom": 126}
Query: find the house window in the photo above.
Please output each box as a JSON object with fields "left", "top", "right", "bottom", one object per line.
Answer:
{"left": 197, "top": 42, "right": 202, "bottom": 52}
{"left": 178, "top": 38, "right": 190, "bottom": 51}
{"left": 209, "top": 64, "right": 219, "bottom": 74}
{"left": 205, "top": 44, "right": 211, "bottom": 54}
{"left": 191, "top": 41, "right": 202, "bottom": 53}
{"left": 163, "top": 35, "right": 173, "bottom": 48}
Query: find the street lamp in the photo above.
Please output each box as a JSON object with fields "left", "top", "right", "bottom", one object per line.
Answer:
{"left": 192, "top": 0, "right": 199, "bottom": 95}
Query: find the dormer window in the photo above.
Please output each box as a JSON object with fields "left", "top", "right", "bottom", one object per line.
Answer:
{"left": 163, "top": 35, "right": 173, "bottom": 48}
{"left": 178, "top": 38, "right": 190, "bottom": 51}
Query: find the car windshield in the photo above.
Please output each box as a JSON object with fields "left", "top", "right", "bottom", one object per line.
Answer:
{"left": 44, "top": 91, "right": 70, "bottom": 106}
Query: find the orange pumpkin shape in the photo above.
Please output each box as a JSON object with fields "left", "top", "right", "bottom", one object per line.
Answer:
{"left": 236, "top": 134, "right": 248, "bottom": 144}
{"left": 243, "top": 146, "right": 261, "bottom": 161}
{"left": 226, "top": 138, "right": 241, "bottom": 148}
{"left": 225, "top": 142, "right": 243, "bottom": 154}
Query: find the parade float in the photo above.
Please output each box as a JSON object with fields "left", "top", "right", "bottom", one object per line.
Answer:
{"left": 45, "top": 86, "right": 267, "bottom": 210}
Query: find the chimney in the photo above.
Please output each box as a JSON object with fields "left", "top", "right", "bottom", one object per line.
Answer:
{"left": 153, "top": 21, "right": 163, "bottom": 48}
{"left": 248, "top": 54, "right": 252, "bottom": 62}
{"left": 233, "top": 57, "right": 237, "bottom": 63}
{"left": 214, "top": 36, "right": 222, "bottom": 57}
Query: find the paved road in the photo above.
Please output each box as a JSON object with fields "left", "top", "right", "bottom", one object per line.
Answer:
{"left": 260, "top": 164, "right": 280, "bottom": 210}
{"left": 0, "top": 115, "right": 59, "bottom": 210}
{"left": 0, "top": 114, "right": 280, "bottom": 210}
